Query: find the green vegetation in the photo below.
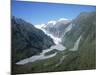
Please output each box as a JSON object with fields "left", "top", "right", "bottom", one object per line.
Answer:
{"left": 11, "top": 16, "right": 54, "bottom": 63}
{"left": 12, "top": 12, "right": 96, "bottom": 74}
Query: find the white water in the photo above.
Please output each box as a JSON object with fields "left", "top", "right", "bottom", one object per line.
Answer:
{"left": 69, "top": 36, "right": 82, "bottom": 51}
{"left": 16, "top": 44, "right": 66, "bottom": 65}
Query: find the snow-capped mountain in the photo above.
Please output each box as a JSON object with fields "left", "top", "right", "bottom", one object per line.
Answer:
{"left": 34, "top": 18, "right": 71, "bottom": 44}
{"left": 13, "top": 12, "right": 96, "bottom": 74}
{"left": 35, "top": 18, "right": 70, "bottom": 39}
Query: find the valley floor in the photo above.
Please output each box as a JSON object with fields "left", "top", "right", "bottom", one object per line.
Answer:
{"left": 12, "top": 35, "right": 96, "bottom": 74}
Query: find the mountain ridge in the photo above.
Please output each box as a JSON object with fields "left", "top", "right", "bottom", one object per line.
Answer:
{"left": 12, "top": 16, "right": 55, "bottom": 63}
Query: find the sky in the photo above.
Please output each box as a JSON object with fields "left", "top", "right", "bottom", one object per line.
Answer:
{"left": 12, "top": 0, "right": 96, "bottom": 25}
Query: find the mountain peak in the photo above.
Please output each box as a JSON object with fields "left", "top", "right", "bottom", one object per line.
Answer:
{"left": 58, "top": 18, "right": 68, "bottom": 21}
{"left": 47, "top": 20, "right": 57, "bottom": 25}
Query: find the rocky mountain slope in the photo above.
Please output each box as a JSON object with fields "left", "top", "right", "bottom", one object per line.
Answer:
{"left": 11, "top": 16, "right": 54, "bottom": 63}
{"left": 12, "top": 11, "right": 96, "bottom": 74}
{"left": 35, "top": 18, "right": 70, "bottom": 38}
{"left": 62, "top": 12, "right": 96, "bottom": 49}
